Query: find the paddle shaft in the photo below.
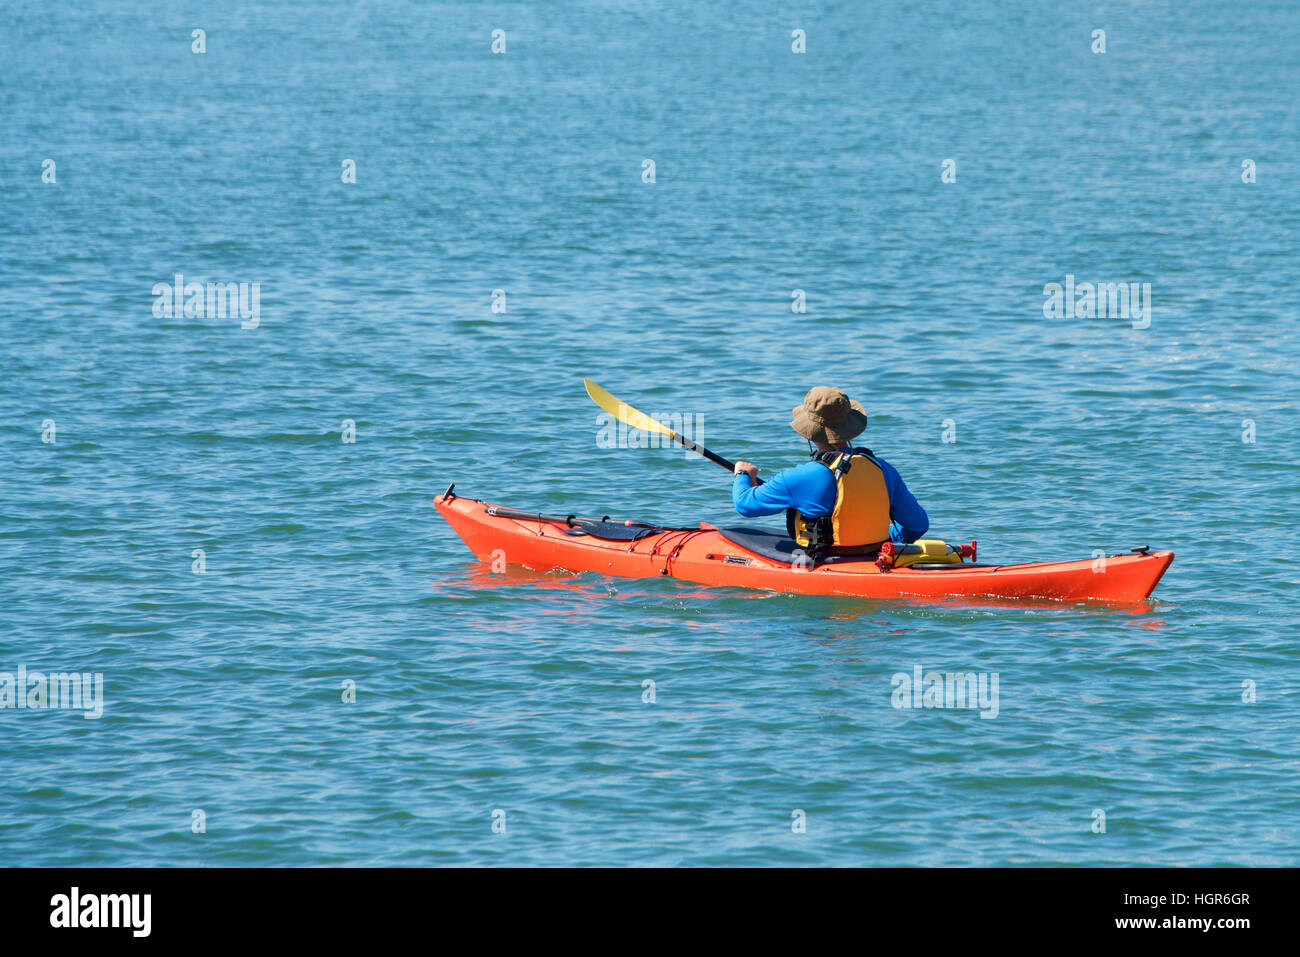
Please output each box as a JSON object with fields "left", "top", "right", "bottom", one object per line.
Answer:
{"left": 673, "top": 430, "right": 765, "bottom": 486}
{"left": 584, "top": 378, "right": 762, "bottom": 484}
{"left": 673, "top": 433, "right": 732, "bottom": 472}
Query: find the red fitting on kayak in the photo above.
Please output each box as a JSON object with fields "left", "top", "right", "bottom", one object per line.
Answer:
{"left": 957, "top": 540, "right": 977, "bottom": 562}
{"left": 876, "top": 541, "right": 898, "bottom": 573}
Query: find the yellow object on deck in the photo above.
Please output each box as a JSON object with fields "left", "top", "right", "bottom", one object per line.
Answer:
{"left": 891, "top": 539, "right": 965, "bottom": 567}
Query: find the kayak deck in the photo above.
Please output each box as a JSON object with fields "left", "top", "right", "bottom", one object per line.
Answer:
{"left": 435, "top": 491, "right": 1173, "bottom": 603}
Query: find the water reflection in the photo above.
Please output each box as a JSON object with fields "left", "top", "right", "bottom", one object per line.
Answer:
{"left": 432, "top": 561, "right": 1166, "bottom": 619}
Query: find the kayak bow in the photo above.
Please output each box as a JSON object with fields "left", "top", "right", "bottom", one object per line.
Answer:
{"left": 435, "top": 488, "right": 1173, "bottom": 603}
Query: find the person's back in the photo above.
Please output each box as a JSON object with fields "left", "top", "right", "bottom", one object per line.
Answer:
{"left": 731, "top": 386, "right": 928, "bottom": 550}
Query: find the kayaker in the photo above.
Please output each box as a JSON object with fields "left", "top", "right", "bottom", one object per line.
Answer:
{"left": 732, "top": 386, "right": 928, "bottom": 552}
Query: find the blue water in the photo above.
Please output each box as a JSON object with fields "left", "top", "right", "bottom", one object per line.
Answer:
{"left": 2, "top": 1, "right": 1297, "bottom": 865}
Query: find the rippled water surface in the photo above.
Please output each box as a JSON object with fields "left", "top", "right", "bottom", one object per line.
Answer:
{"left": 2, "top": 1, "right": 1297, "bottom": 865}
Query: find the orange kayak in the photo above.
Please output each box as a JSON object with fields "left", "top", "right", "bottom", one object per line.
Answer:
{"left": 435, "top": 489, "right": 1173, "bottom": 603}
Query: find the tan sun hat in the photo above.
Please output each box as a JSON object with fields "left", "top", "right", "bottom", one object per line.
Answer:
{"left": 790, "top": 386, "right": 867, "bottom": 445}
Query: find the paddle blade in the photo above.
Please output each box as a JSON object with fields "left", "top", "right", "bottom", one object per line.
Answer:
{"left": 583, "top": 379, "right": 676, "bottom": 438}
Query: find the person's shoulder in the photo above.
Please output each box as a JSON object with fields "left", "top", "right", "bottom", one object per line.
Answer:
{"left": 858, "top": 449, "right": 900, "bottom": 475}
{"left": 786, "top": 458, "right": 826, "bottom": 474}
{"left": 783, "top": 459, "right": 835, "bottom": 487}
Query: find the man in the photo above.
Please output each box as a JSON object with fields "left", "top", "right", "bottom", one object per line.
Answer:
{"left": 732, "top": 386, "right": 928, "bottom": 552}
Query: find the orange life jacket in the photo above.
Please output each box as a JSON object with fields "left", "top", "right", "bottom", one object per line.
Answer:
{"left": 788, "top": 450, "right": 892, "bottom": 552}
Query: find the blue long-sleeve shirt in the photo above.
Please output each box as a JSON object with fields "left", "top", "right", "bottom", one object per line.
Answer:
{"left": 732, "top": 450, "right": 929, "bottom": 544}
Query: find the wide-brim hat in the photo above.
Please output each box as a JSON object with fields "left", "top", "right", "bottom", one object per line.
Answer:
{"left": 790, "top": 386, "right": 867, "bottom": 445}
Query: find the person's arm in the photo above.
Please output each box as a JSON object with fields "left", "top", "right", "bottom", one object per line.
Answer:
{"left": 731, "top": 465, "right": 797, "bottom": 517}
{"left": 879, "top": 459, "right": 929, "bottom": 543}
